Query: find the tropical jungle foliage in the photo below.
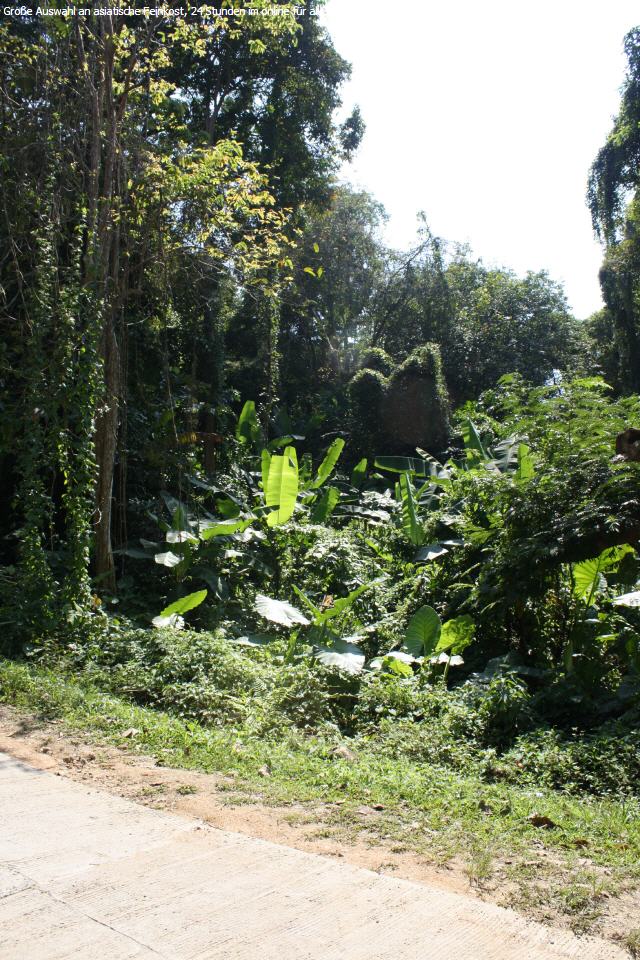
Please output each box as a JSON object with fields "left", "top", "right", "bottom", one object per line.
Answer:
{"left": 1, "top": 6, "right": 640, "bottom": 827}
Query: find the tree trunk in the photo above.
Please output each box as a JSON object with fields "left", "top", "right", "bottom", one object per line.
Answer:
{"left": 84, "top": 15, "right": 133, "bottom": 592}
{"left": 94, "top": 315, "right": 120, "bottom": 591}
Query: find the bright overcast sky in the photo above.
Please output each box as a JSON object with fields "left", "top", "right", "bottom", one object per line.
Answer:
{"left": 320, "top": 0, "right": 639, "bottom": 319}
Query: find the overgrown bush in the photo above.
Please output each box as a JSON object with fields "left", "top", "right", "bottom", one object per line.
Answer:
{"left": 347, "top": 344, "right": 451, "bottom": 457}
{"left": 383, "top": 344, "right": 450, "bottom": 453}
{"left": 503, "top": 723, "right": 640, "bottom": 796}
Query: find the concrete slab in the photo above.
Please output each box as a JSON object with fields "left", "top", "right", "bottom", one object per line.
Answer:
{"left": 0, "top": 751, "right": 626, "bottom": 960}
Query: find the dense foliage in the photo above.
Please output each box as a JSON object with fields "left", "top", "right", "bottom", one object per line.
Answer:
{"left": 1, "top": 10, "right": 639, "bottom": 809}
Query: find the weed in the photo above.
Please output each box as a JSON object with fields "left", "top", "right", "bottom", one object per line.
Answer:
{"left": 625, "top": 929, "right": 640, "bottom": 957}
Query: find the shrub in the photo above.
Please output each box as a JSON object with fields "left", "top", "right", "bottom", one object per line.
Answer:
{"left": 347, "top": 367, "right": 387, "bottom": 454}
{"left": 254, "top": 660, "right": 359, "bottom": 735}
{"left": 358, "top": 347, "right": 394, "bottom": 376}
{"left": 504, "top": 723, "right": 640, "bottom": 796}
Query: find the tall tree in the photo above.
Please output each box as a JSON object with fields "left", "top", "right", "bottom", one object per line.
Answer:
{"left": 588, "top": 26, "right": 640, "bottom": 394}
{"left": 275, "top": 187, "right": 387, "bottom": 414}
{"left": 167, "top": 1, "right": 363, "bottom": 209}
{"left": 370, "top": 232, "right": 580, "bottom": 405}
{"left": 0, "top": 7, "right": 295, "bottom": 613}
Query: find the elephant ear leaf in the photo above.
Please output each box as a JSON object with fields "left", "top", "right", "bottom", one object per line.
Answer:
{"left": 313, "top": 634, "right": 365, "bottom": 674}
{"left": 404, "top": 605, "right": 442, "bottom": 657}
{"left": 613, "top": 590, "right": 640, "bottom": 607}
{"left": 436, "top": 615, "right": 476, "bottom": 655}
{"left": 154, "top": 551, "right": 182, "bottom": 568}
{"left": 572, "top": 557, "right": 606, "bottom": 603}
{"left": 572, "top": 546, "right": 627, "bottom": 603}
{"left": 255, "top": 594, "right": 309, "bottom": 627}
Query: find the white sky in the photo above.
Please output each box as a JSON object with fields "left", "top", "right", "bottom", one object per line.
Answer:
{"left": 320, "top": 0, "right": 639, "bottom": 319}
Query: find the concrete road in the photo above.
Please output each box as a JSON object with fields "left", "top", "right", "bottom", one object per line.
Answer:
{"left": 0, "top": 751, "right": 625, "bottom": 959}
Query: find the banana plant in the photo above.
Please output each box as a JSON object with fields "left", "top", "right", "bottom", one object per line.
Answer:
{"left": 118, "top": 411, "right": 347, "bottom": 609}
{"left": 376, "top": 452, "right": 452, "bottom": 549}
{"left": 234, "top": 399, "right": 346, "bottom": 527}
{"left": 262, "top": 445, "right": 299, "bottom": 526}
{"left": 397, "top": 472, "right": 429, "bottom": 546}
{"left": 460, "top": 420, "right": 534, "bottom": 479}
{"left": 115, "top": 489, "right": 254, "bottom": 601}
{"left": 394, "top": 472, "right": 455, "bottom": 555}
{"left": 259, "top": 435, "right": 345, "bottom": 526}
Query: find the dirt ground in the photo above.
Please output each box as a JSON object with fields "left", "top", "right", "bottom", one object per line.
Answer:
{"left": 1, "top": 704, "right": 638, "bottom": 952}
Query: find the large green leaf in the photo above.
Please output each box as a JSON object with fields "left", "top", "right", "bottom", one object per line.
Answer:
{"left": 435, "top": 615, "right": 476, "bottom": 654}
{"left": 166, "top": 529, "right": 197, "bottom": 544}
{"left": 233, "top": 633, "right": 274, "bottom": 648}
{"left": 572, "top": 547, "right": 627, "bottom": 604}
{"left": 310, "top": 486, "right": 340, "bottom": 523}
{"left": 404, "top": 605, "right": 442, "bottom": 657}
{"left": 267, "top": 434, "right": 305, "bottom": 453}
{"left": 152, "top": 589, "right": 207, "bottom": 628}
{"left": 236, "top": 400, "right": 261, "bottom": 445}
{"left": 154, "top": 551, "right": 182, "bottom": 568}
{"left": 311, "top": 438, "right": 345, "bottom": 489}
{"left": 572, "top": 557, "right": 606, "bottom": 604}
{"left": 462, "top": 419, "right": 488, "bottom": 461}
{"left": 255, "top": 593, "right": 309, "bottom": 627}
{"left": 265, "top": 446, "right": 299, "bottom": 527}
{"left": 351, "top": 457, "right": 367, "bottom": 488}
{"left": 370, "top": 651, "right": 418, "bottom": 677}
{"left": 491, "top": 437, "right": 519, "bottom": 473}
{"left": 613, "top": 590, "right": 640, "bottom": 607}
{"left": 399, "top": 473, "right": 425, "bottom": 546}
{"left": 375, "top": 456, "right": 433, "bottom": 478}
{"left": 515, "top": 443, "right": 535, "bottom": 482}
{"left": 415, "top": 543, "right": 449, "bottom": 563}
{"left": 313, "top": 633, "right": 365, "bottom": 674}
{"left": 199, "top": 518, "right": 252, "bottom": 540}
{"left": 381, "top": 653, "right": 415, "bottom": 677}
{"left": 159, "top": 589, "right": 207, "bottom": 618}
